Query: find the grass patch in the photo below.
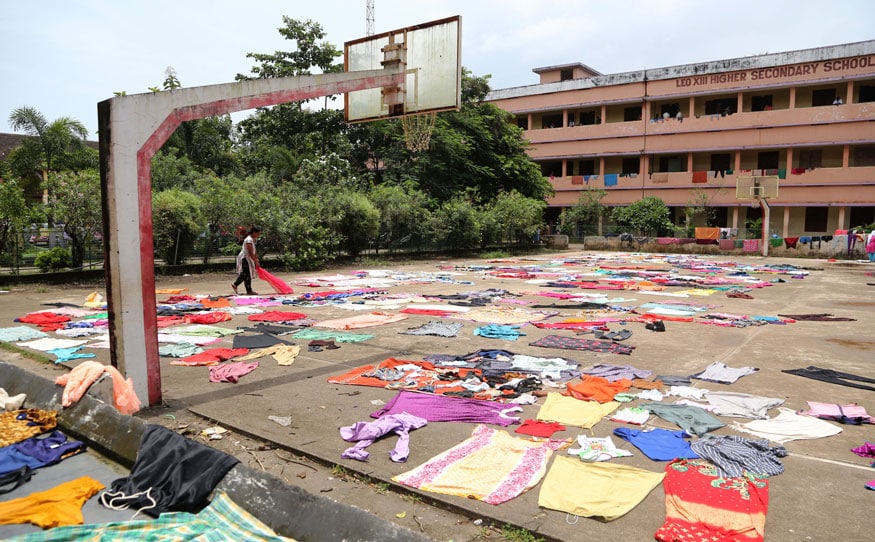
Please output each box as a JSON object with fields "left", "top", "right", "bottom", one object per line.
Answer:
{"left": 500, "top": 524, "right": 544, "bottom": 542}
{"left": 0, "top": 342, "right": 52, "bottom": 364}
{"left": 480, "top": 250, "right": 511, "bottom": 260}
{"left": 373, "top": 482, "right": 390, "bottom": 495}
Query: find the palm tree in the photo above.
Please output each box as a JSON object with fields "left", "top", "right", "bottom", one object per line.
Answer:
{"left": 8, "top": 105, "right": 89, "bottom": 205}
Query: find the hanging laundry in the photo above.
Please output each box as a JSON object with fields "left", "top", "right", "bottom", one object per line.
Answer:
{"left": 394, "top": 424, "right": 564, "bottom": 504}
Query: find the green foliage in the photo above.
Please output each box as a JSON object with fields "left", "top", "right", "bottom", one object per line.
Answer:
{"left": 486, "top": 190, "right": 547, "bottom": 245}
{"left": 150, "top": 151, "right": 201, "bottom": 192}
{"left": 368, "top": 183, "right": 430, "bottom": 252}
{"left": 426, "top": 197, "right": 481, "bottom": 250}
{"left": 237, "top": 18, "right": 342, "bottom": 80}
{"left": 327, "top": 191, "right": 380, "bottom": 258}
{"left": 0, "top": 179, "right": 38, "bottom": 261}
{"left": 34, "top": 247, "right": 71, "bottom": 272}
{"left": 559, "top": 188, "right": 606, "bottom": 236}
{"left": 681, "top": 188, "right": 716, "bottom": 236}
{"left": 611, "top": 196, "right": 674, "bottom": 236}
{"left": 46, "top": 170, "right": 102, "bottom": 268}
{"left": 499, "top": 524, "right": 544, "bottom": 542}
{"left": 8, "top": 106, "right": 88, "bottom": 175}
{"left": 293, "top": 153, "right": 364, "bottom": 197}
{"left": 152, "top": 189, "right": 203, "bottom": 265}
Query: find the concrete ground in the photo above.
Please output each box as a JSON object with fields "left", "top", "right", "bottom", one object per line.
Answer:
{"left": 2, "top": 248, "right": 875, "bottom": 541}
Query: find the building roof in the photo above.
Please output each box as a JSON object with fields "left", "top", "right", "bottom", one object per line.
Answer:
{"left": 532, "top": 62, "right": 602, "bottom": 77}
{"left": 488, "top": 39, "right": 875, "bottom": 101}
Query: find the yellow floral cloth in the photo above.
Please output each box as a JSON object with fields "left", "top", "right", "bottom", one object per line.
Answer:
{"left": 535, "top": 393, "right": 618, "bottom": 428}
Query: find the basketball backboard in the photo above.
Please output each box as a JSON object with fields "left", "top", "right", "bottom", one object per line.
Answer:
{"left": 736, "top": 176, "right": 779, "bottom": 201}
{"left": 344, "top": 15, "right": 461, "bottom": 123}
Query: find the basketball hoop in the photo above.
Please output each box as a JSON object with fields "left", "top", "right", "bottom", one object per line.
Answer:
{"left": 402, "top": 111, "right": 436, "bottom": 152}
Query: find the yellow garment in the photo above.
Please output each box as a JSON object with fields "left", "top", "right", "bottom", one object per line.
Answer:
{"left": 0, "top": 409, "right": 57, "bottom": 447}
{"left": 235, "top": 344, "right": 301, "bottom": 366}
{"left": 83, "top": 292, "right": 104, "bottom": 308}
{"left": 536, "top": 393, "right": 618, "bottom": 428}
{"left": 674, "top": 289, "right": 717, "bottom": 297}
{"left": 0, "top": 476, "right": 104, "bottom": 528}
{"left": 155, "top": 288, "right": 187, "bottom": 294}
{"left": 538, "top": 455, "right": 664, "bottom": 521}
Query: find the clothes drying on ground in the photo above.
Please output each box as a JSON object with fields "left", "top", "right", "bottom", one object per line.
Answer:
{"left": 371, "top": 391, "right": 522, "bottom": 426}
{"left": 158, "top": 343, "right": 203, "bottom": 358}
{"left": 610, "top": 406, "right": 651, "bottom": 425}
{"left": 691, "top": 361, "right": 758, "bottom": 384}
{"left": 776, "top": 313, "right": 856, "bottom": 321}
{"left": 232, "top": 333, "right": 292, "bottom": 349}
{"left": 156, "top": 333, "right": 221, "bottom": 346}
{"left": 291, "top": 328, "right": 374, "bottom": 343}
{"left": 655, "top": 458, "right": 769, "bottom": 542}
{"left": 46, "top": 346, "right": 95, "bottom": 364}
{"left": 666, "top": 385, "right": 710, "bottom": 400}
{"left": 328, "top": 358, "right": 481, "bottom": 396}
{"left": 209, "top": 361, "right": 259, "bottom": 383}
{"left": 852, "top": 442, "right": 875, "bottom": 458}
{"left": 399, "top": 321, "right": 463, "bottom": 337}
{"left": 101, "top": 425, "right": 239, "bottom": 517}
{"left": 55, "top": 361, "right": 141, "bottom": 415}
{"left": 731, "top": 407, "right": 843, "bottom": 443}
{"left": 0, "top": 430, "right": 86, "bottom": 477}
{"left": 703, "top": 392, "right": 784, "bottom": 419}
{"left": 690, "top": 435, "right": 787, "bottom": 478}
{"left": 8, "top": 490, "right": 291, "bottom": 542}
{"left": 564, "top": 375, "right": 632, "bottom": 403}
{"left": 0, "top": 409, "right": 58, "bottom": 448}
{"left": 393, "top": 424, "right": 564, "bottom": 505}
{"left": 781, "top": 366, "right": 875, "bottom": 392}
{"left": 340, "top": 412, "right": 428, "bottom": 462}
{"left": 257, "top": 267, "right": 294, "bottom": 294}
{"left": 0, "top": 388, "right": 27, "bottom": 411}
{"left": 0, "top": 326, "right": 48, "bottom": 343}
{"left": 452, "top": 306, "right": 554, "bottom": 324}
{"left": 172, "top": 348, "right": 249, "bottom": 367}
{"left": 183, "top": 312, "right": 232, "bottom": 325}
{"left": 235, "top": 344, "right": 300, "bottom": 366}
{"left": 536, "top": 393, "right": 619, "bottom": 428}
{"left": 799, "top": 401, "right": 873, "bottom": 424}
{"left": 315, "top": 312, "right": 407, "bottom": 330}
{"left": 165, "top": 324, "right": 241, "bottom": 337}
{"left": 538, "top": 455, "right": 664, "bottom": 521}
{"left": 247, "top": 310, "right": 309, "bottom": 323}
{"left": 581, "top": 363, "right": 653, "bottom": 382}
{"left": 613, "top": 427, "right": 699, "bottom": 461}
{"left": 529, "top": 334, "right": 633, "bottom": 355}
{"left": 566, "top": 435, "right": 632, "bottom": 462}
{"left": 0, "top": 475, "right": 104, "bottom": 528}
{"left": 473, "top": 324, "right": 525, "bottom": 340}
{"left": 642, "top": 403, "right": 726, "bottom": 436}
{"left": 514, "top": 419, "right": 566, "bottom": 438}
{"left": 15, "top": 338, "right": 88, "bottom": 352}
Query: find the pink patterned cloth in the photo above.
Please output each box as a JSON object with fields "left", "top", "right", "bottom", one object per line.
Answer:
{"left": 393, "top": 425, "right": 565, "bottom": 504}
{"left": 743, "top": 239, "right": 760, "bottom": 252}
{"left": 209, "top": 361, "right": 259, "bottom": 383}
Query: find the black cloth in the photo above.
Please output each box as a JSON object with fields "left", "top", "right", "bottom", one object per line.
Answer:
{"left": 782, "top": 366, "right": 875, "bottom": 392}
{"left": 777, "top": 313, "right": 856, "bottom": 322}
{"left": 104, "top": 425, "right": 238, "bottom": 517}
{"left": 232, "top": 333, "right": 292, "bottom": 349}
{"left": 233, "top": 260, "right": 253, "bottom": 294}
{"left": 237, "top": 323, "right": 302, "bottom": 335}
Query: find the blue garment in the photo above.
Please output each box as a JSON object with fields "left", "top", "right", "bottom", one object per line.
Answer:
{"left": 473, "top": 324, "right": 524, "bottom": 341}
{"left": 604, "top": 173, "right": 619, "bottom": 187}
{"left": 0, "top": 430, "right": 85, "bottom": 476}
{"left": 613, "top": 427, "right": 699, "bottom": 461}
{"left": 47, "top": 346, "right": 96, "bottom": 364}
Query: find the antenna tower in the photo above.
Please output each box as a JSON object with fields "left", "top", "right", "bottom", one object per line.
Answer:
{"left": 366, "top": 0, "right": 374, "bottom": 36}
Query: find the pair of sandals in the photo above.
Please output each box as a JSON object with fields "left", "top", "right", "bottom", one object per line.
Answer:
{"left": 645, "top": 320, "right": 666, "bottom": 332}
{"left": 594, "top": 329, "right": 632, "bottom": 342}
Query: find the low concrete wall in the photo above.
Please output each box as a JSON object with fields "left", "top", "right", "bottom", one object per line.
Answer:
{"left": 0, "top": 361, "right": 431, "bottom": 542}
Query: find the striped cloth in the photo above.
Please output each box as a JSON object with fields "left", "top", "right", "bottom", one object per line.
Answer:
{"left": 690, "top": 435, "right": 787, "bottom": 478}
{"left": 5, "top": 490, "right": 294, "bottom": 541}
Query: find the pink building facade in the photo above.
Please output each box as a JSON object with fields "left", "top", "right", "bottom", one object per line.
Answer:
{"left": 486, "top": 41, "right": 875, "bottom": 237}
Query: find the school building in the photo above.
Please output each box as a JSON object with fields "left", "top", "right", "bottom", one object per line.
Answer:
{"left": 486, "top": 40, "right": 875, "bottom": 238}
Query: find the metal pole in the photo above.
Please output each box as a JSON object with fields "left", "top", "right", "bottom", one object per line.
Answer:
{"left": 760, "top": 198, "right": 770, "bottom": 257}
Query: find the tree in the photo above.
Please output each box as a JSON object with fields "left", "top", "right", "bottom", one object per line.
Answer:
{"left": 368, "top": 182, "right": 430, "bottom": 253}
{"left": 681, "top": 188, "right": 717, "bottom": 237}
{"left": 45, "top": 170, "right": 102, "bottom": 268}
{"left": 327, "top": 191, "right": 380, "bottom": 259}
{"left": 152, "top": 189, "right": 203, "bottom": 265}
{"left": 8, "top": 106, "right": 88, "bottom": 197}
{"left": 611, "top": 196, "right": 674, "bottom": 236}
{"left": 559, "top": 188, "right": 607, "bottom": 236}
{"left": 485, "top": 190, "right": 547, "bottom": 245}
{"left": 236, "top": 18, "right": 342, "bottom": 80}
{"left": 0, "top": 179, "right": 38, "bottom": 265}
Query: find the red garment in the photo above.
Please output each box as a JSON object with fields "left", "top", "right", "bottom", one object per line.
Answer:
{"left": 184, "top": 312, "right": 232, "bottom": 325}
{"left": 656, "top": 458, "right": 769, "bottom": 542}
{"left": 515, "top": 419, "right": 566, "bottom": 437}
{"left": 257, "top": 268, "right": 294, "bottom": 294}
{"left": 177, "top": 348, "right": 249, "bottom": 366}
{"left": 156, "top": 315, "right": 185, "bottom": 328}
{"left": 200, "top": 297, "right": 231, "bottom": 309}
{"left": 247, "top": 310, "right": 308, "bottom": 322}
{"left": 160, "top": 295, "right": 198, "bottom": 303}
{"left": 691, "top": 171, "right": 708, "bottom": 183}
{"left": 533, "top": 321, "right": 608, "bottom": 330}
{"left": 399, "top": 308, "right": 455, "bottom": 317}
{"left": 18, "top": 313, "right": 70, "bottom": 325}
{"left": 564, "top": 375, "right": 631, "bottom": 403}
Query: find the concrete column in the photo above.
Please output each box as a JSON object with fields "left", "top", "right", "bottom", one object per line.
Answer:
{"left": 562, "top": 160, "right": 567, "bottom": 177}
{"left": 787, "top": 148, "right": 794, "bottom": 171}
{"left": 842, "top": 144, "right": 850, "bottom": 168}
{"left": 688, "top": 96, "right": 695, "bottom": 117}
{"left": 731, "top": 207, "right": 739, "bottom": 230}
{"left": 783, "top": 206, "right": 790, "bottom": 238}
{"left": 837, "top": 206, "right": 846, "bottom": 230}
{"left": 563, "top": 109, "right": 568, "bottom": 127}
{"left": 599, "top": 157, "right": 605, "bottom": 176}
{"left": 737, "top": 92, "right": 743, "bottom": 113}
{"left": 686, "top": 152, "right": 694, "bottom": 173}
{"left": 789, "top": 87, "right": 796, "bottom": 109}
{"left": 600, "top": 105, "right": 606, "bottom": 124}
{"left": 847, "top": 80, "right": 854, "bottom": 104}
{"left": 528, "top": 113, "right": 533, "bottom": 130}
{"left": 734, "top": 151, "right": 741, "bottom": 172}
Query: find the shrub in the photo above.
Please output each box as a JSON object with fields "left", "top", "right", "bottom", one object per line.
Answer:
{"left": 34, "top": 247, "right": 71, "bottom": 272}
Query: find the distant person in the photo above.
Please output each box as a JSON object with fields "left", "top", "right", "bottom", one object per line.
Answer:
{"left": 867, "top": 229, "right": 875, "bottom": 263}
{"left": 833, "top": 97, "right": 843, "bottom": 105}
{"left": 663, "top": 111, "right": 670, "bottom": 121}
{"left": 676, "top": 111, "right": 683, "bottom": 123}
{"left": 232, "top": 225, "right": 261, "bottom": 295}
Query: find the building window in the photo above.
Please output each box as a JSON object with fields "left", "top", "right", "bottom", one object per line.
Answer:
{"left": 812, "top": 88, "right": 836, "bottom": 107}
{"left": 852, "top": 146, "right": 875, "bottom": 167}
{"left": 516, "top": 117, "right": 528, "bottom": 130}
{"left": 757, "top": 151, "right": 779, "bottom": 170}
{"left": 660, "top": 103, "right": 680, "bottom": 117}
{"left": 659, "top": 156, "right": 684, "bottom": 172}
{"left": 705, "top": 98, "right": 736, "bottom": 116}
{"left": 578, "top": 159, "right": 596, "bottom": 176}
{"left": 624, "top": 106, "right": 642, "bottom": 122}
{"left": 579, "top": 111, "right": 597, "bottom": 125}
{"left": 797, "top": 150, "right": 822, "bottom": 169}
{"left": 622, "top": 157, "right": 640, "bottom": 175}
{"left": 804, "top": 207, "right": 828, "bottom": 232}
{"left": 710, "top": 153, "right": 731, "bottom": 172}
{"left": 860, "top": 85, "right": 875, "bottom": 103}
{"left": 850, "top": 207, "right": 875, "bottom": 229}
{"left": 542, "top": 113, "right": 562, "bottom": 129}
{"left": 540, "top": 161, "right": 563, "bottom": 177}
{"left": 560, "top": 69, "right": 573, "bottom": 81}
{"left": 752, "top": 95, "right": 773, "bottom": 111}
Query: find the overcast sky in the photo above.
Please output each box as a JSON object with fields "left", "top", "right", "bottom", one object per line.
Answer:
{"left": 2, "top": 0, "right": 873, "bottom": 137}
